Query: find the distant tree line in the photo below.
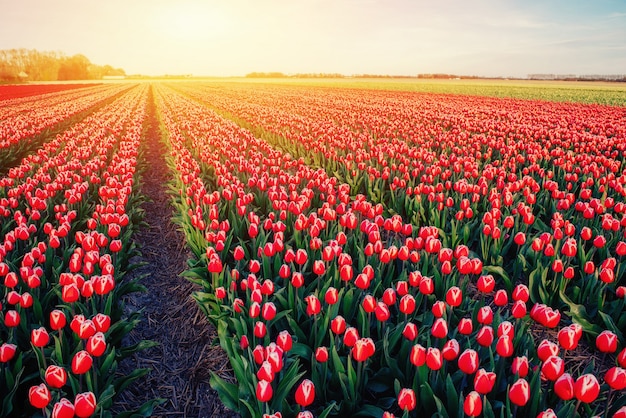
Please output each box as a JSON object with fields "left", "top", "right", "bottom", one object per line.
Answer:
{"left": 0, "top": 49, "right": 125, "bottom": 82}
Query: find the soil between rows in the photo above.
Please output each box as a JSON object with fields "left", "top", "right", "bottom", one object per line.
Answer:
{"left": 113, "top": 87, "right": 239, "bottom": 417}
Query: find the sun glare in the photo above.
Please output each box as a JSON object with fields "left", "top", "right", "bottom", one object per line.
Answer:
{"left": 156, "top": 2, "right": 228, "bottom": 42}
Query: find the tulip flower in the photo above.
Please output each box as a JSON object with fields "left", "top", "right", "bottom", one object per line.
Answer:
{"left": 596, "top": 330, "right": 618, "bottom": 353}
{"left": 397, "top": 388, "right": 416, "bottom": 411}
{"left": 256, "top": 380, "right": 273, "bottom": 402}
{"left": 604, "top": 366, "right": 626, "bottom": 390}
{"left": 295, "top": 379, "right": 315, "bottom": 407}
{"left": 0, "top": 343, "right": 17, "bottom": 363}
{"left": 511, "top": 356, "right": 529, "bottom": 378}
{"left": 45, "top": 365, "right": 68, "bottom": 388}
{"left": 574, "top": 374, "right": 600, "bottom": 403}
{"left": 442, "top": 338, "right": 460, "bottom": 361}
{"left": 458, "top": 349, "right": 479, "bottom": 374}
{"left": 71, "top": 350, "right": 93, "bottom": 375}
{"left": 52, "top": 398, "right": 75, "bottom": 418}
{"left": 29, "top": 383, "right": 51, "bottom": 409}
{"left": 508, "top": 378, "right": 530, "bottom": 406}
{"left": 464, "top": 391, "right": 482, "bottom": 417}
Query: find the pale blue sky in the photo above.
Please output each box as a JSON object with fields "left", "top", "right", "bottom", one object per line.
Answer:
{"left": 0, "top": 0, "right": 624, "bottom": 77}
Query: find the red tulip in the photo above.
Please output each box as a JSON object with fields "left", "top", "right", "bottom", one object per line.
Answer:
{"left": 52, "top": 398, "right": 75, "bottom": 418}
{"left": 458, "top": 349, "right": 479, "bottom": 374}
{"left": 464, "top": 391, "right": 482, "bottom": 417}
{"left": 374, "top": 302, "right": 391, "bottom": 322}
{"left": 426, "top": 347, "right": 443, "bottom": 370}
{"left": 0, "top": 343, "right": 17, "bottom": 363}
{"left": 71, "top": 350, "right": 93, "bottom": 375}
{"left": 45, "top": 365, "right": 68, "bottom": 388}
{"left": 541, "top": 355, "right": 564, "bottom": 381}
{"left": 31, "top": 327, "right": 50, "bottom": 347}
{"left": 511, "top": 356, "right": 529, "bottom": 378}
{"left": 315, "top": 347, "right": 329, "bottom": 363}
{"left": 431, "top": 317, "right": 448, "bottom": 339}
{"left": 305, "top": 294, "right": 321, "bottom": 316}
{"left": 477, "top": 274, "right": 495, "bottom": 293}
{"left": 399, "top": 294, "right": 416, "bottom": 314}
{"left": 402, "top": 323, "right": 418, "bottom": 341}
{"left": 508, "top": 378, "right": 530, "bottom": 406}
{"left": 604, "top": 366, "right": 626, "bottom": 390}
{"left": 536, "top": 409, "right": 557, "bottom": 418}
{"left": 446, "top": 286, "right": 463, "bottom": 307}
{"left": 29, "top": 383, "right": 51, "bottom": 409}
{"left": 331, "top": 315, "right": 346, "bottom": 335}
{"left": 514, "top": 232, "right": 526, "bottom": 245}
{"left": 474, "top": 368, "right": 496, "bottom": 394}
{"left": 410, "top": 343, "right": 426, "bottom": 367}
{"left": 256, "top": 380, "right": 273, "bottom": 402}
{"left": 458, "top": 318, "right": 473, "bottom": 335}
{"left": 4, "top": 310, "right": 20, "bottom": 327}
{"left": 295, "top": 379, "right": 315, "bottom": 407}
{"left": 537, "top": 339, "right": 559, "bottom": 361}
{"left": 431, "top": 300, "right": 446, "bottom": 317}
{"left": 496, "top": 335, "right": 514, "bottom": 357}
{"left": 442, "top": 338, "right": 460, "bottom": 361}
{"left": 574, "top": 374, "right": 600, "bottom": 403}
{"left": 476, "top": 306, "right": 493, "bottom": 325}
{"left": 86, "top": 332, "right": 107, "bottom": 357}
{"left": 596, "top": 330, "right": 618, "bottom": 353}
{"left": 343, "top": 327, "right": 359, "bottom": 347}
{"left": 476, "top": 326, "right": 494, "bottom": 347}
{"left": 397, "top": 388, "right": 416, "bottom": 411}
{"left": 352, "top": 338, "right": 375, "bottom": 362}
{"left": 554, "top": 372, "right": 575, "bottom": 400}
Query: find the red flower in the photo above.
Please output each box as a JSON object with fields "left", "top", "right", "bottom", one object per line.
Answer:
{"left": 86, "top": 332, "right": 107, "bottom": 357}
{"left": 45, "top": 365, "right": 68, "bottom": 388}
{"left": 0, "top": 343, "right": 17, "bottom": 363}
{"left": 425, "top": 347, "right": 443, "bottom": 370}
{"left": 295, "top": 379, "right": 315, "bottom": 407}
{"left": 496, "top": 335, "right": 514, "bottom": 357}
{"left": 331, "top": 315, "right": 346, "bottom": 335}
{"left": 458, "top": 349, "right": 479, "bottom": 374}
{"left": 397, "top": 388, "right": 416, "bottom": 411}
{"left": 31, "top": 327, "right": 50, "bottom": 347}
{"left": 604, "top": 366, "right": 626, "bottom": 390}
{"left": 554, "top": 373, "right": 574, "bottom": 400}
{"left": 399, "top": 294, "right": 416, "bottom": 314}
{"left": 458, "top": 318, "right": 473, "bottom": 335}
{"left": 29, "top": 383, "right": 51, "bottom": 409}
{"left": 442, "top": 338, "right": 460, "bottom": 361}
{"left": 574, "top": 374, "right": 600, "bottom": 403}
{"left": 315, "top": 347, "right": 329, "bottom": 363}
{"left": 474, "top": 368, "right": 496, "bottom": 394}
{"left": 445, "top": 286, "right": 462, "bottom": 307}
{"left": 541, "top": 355, "right": 565, "bottom": 381}
{"left": 511, "top": 356, "right": 529, "bottom": 378}
{"left": 508, "top": 378, "right": 530, "bottom": 406}
{"left": 305, "top": 294, "right": 321, "bottom": 316}
{"left": 52, "top": 398, "right": 75, "bottom": 418}
{"left": 352, "top": 338, "right": 375, "bottom": 362}
{"left": 431, "top": 317, "right": 448, "bottom": 339}
{"left": 71, "top": 350, "right": 93, "bottom": 375}
{"left": 256, "top": 380, "right": 273, "bottom": 402}
{"left": 464, "top": 391, "right": 482, "bottom": 417}
{"left": 402, "top": 323, "right": 418, "bottom": 341}
{"left": 409, "top": 343, "right": 426, "bottom": 367}
{"left": 596, "top": 330, "right": 618, "bottom": 353}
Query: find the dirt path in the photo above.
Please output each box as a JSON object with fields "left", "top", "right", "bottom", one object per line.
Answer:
{"left": 114, "top": 86, "right": 238, "bottom": 418}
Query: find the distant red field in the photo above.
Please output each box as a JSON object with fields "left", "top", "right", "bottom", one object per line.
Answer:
{"left": 0, "top": 83, "right": 100, "bottom": 100}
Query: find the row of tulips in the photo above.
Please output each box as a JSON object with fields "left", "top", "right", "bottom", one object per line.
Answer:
{"left": 171, "top": 83, "right": 626, "bottom": 345}
{"left": 153, "top": 83, "right": 625, "bottom": 417}
{"left": 0, "top": 83, "right": 134, "bottom": 172}
{"left": 0, "top": 84, "right": 98, "bottom": 101}
{"left": 1, "top": 84, "right": 158, "bottom": 417}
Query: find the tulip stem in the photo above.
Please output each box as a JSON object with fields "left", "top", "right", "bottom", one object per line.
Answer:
{"left": 605, "top": 388, "right": 613, "bottom": 416}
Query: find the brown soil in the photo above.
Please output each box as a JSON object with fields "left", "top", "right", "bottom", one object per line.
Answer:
{"left": 113, "top": 87, "right": 239, "bottom": 418}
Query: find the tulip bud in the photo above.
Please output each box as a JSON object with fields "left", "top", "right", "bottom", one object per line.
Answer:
{"left": 464, "top": 391, "right": 482, "bottom": 417}
{"left": 508, "top": 378, "right": 530, "bottom": 406}
{"left": 294, "top": 379, "right": 315, "bottom": 407}
{"left": 397, "top": 388, "right": 416, "bottom": 411}
{"left": 29, "top": 383, "right": 51, "bottom": 409}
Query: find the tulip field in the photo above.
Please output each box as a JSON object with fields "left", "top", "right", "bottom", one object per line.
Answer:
{"left": 1, "top": 80, "right": 626, "bottom": 418}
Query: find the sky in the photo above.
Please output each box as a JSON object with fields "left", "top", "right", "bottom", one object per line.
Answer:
{"left": 0, "top": 0, "right": 625, "bottom": 78}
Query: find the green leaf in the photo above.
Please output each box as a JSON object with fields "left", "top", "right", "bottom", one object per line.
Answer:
{"left": 209, "top": 372, "right": 240, "bottom": 412}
